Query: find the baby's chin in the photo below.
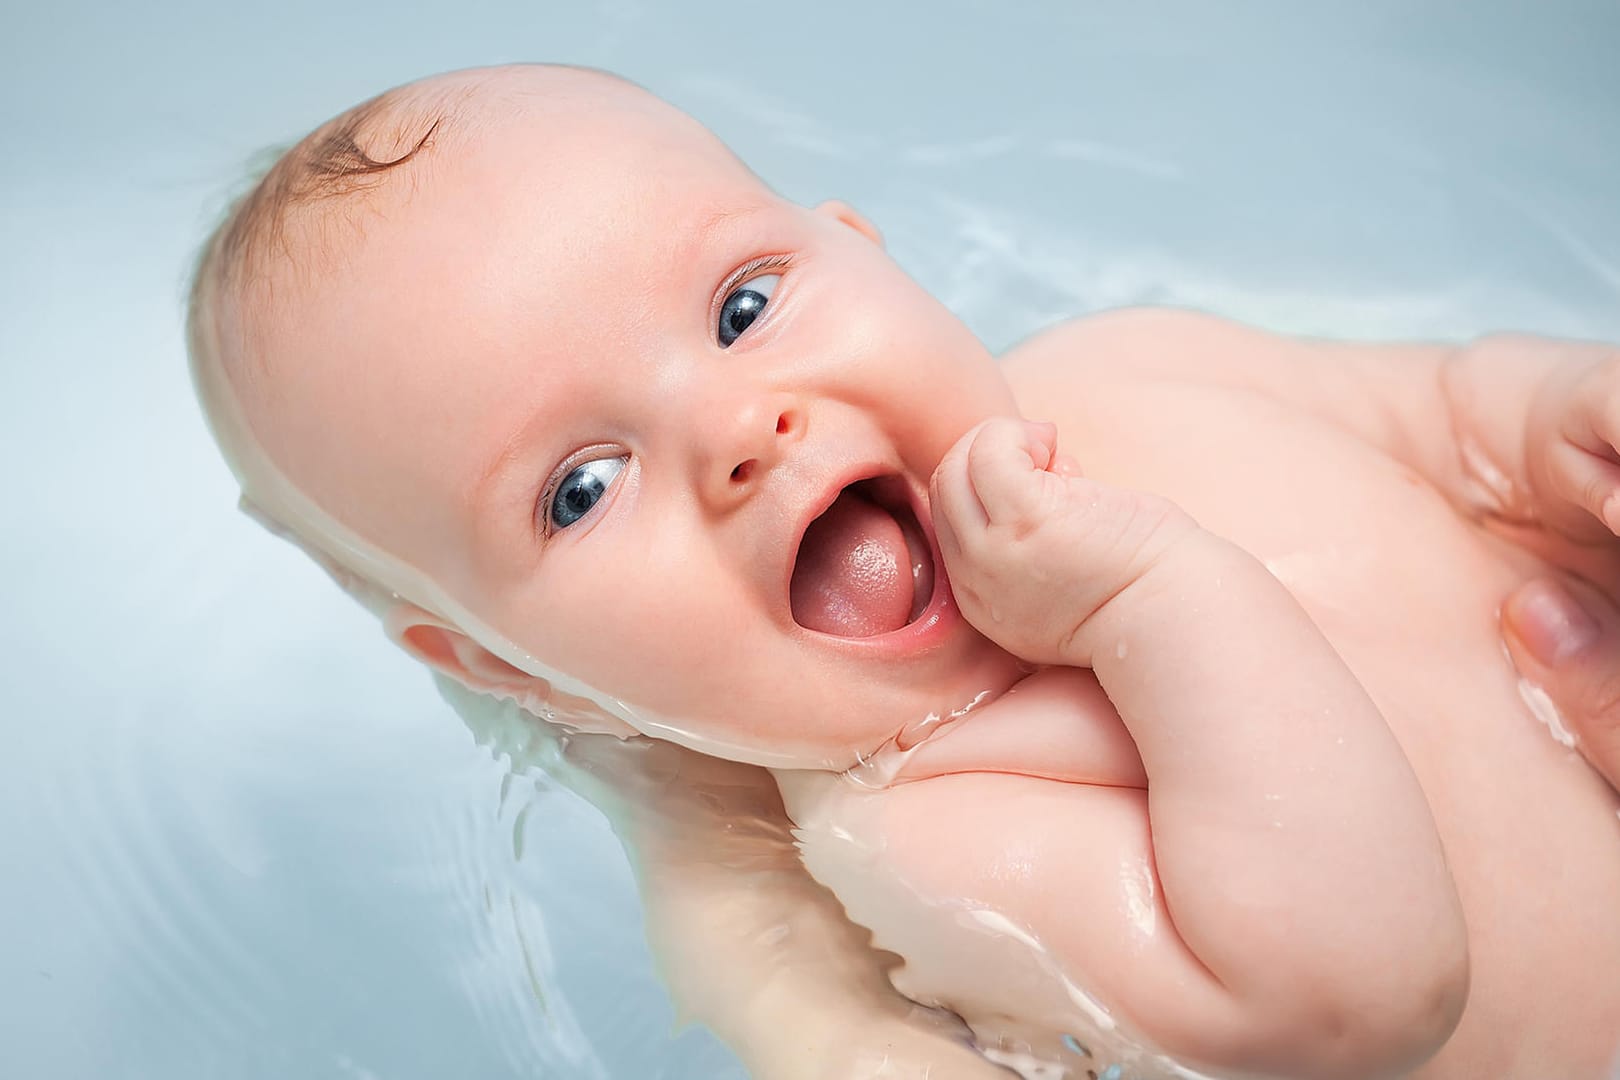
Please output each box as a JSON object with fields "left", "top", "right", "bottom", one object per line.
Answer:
{"left": 676, "top": 662, "right": 1025, "bottom": 776}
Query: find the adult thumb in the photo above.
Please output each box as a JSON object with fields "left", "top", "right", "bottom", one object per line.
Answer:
{"left": 1502, "top": 576, "right": 1620, "bottom": 792}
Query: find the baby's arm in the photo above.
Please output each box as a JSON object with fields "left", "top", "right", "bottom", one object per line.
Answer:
{"left": 930, "top": 420, "right": 1469, "bottom": 1077}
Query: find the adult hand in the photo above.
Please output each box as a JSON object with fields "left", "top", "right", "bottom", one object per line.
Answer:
{"left": 1502, "top": 575, "right": 1620, "bottom": 790}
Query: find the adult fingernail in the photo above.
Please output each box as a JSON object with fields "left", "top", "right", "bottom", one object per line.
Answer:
{"left": 1507, "top": 578, "right": 1600, "bottom": 666}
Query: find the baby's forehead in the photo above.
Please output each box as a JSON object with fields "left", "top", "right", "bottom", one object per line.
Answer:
{"left": 262, "top": 68, "right": 767, "bottom": 300}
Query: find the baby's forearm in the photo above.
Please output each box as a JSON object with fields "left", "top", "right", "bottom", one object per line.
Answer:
{"left": 1077, "top": 531, "right": 1468, "bottom": 1060}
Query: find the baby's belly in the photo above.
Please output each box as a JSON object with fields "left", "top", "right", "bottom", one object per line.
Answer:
{"left": 1323, "top": 585, "right": 1620, "bottom": 1078}
{"left": 1204, "top": 449, "right": 1620, "bottom": 1073}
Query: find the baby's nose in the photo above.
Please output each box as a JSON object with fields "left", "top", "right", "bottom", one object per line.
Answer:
{"left": 697, "top": 390, "right": 805, "bottom": 511}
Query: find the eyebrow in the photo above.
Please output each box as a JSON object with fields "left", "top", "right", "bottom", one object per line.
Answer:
{"left": 694, "top": 203, "right": 764, "bottom": 237}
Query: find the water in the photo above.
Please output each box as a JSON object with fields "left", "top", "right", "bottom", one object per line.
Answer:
{"left": 4, "top": 2, "right": 1618, "bottom": 1077}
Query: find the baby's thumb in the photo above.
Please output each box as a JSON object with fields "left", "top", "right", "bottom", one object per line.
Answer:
{"left": 1022, "top": 419, "right": 1057, "bottom": 470}
{"left": 1502, "top": 576, "right": 1620, "bottom": 792}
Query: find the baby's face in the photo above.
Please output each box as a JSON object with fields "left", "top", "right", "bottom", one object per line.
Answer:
{"left": 238, "top": 72, "right": 1026, "bottom": 767}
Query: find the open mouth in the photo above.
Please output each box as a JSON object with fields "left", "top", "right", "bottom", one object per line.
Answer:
{"left": 789, "top": 476, "right": 935, "bottom": 638}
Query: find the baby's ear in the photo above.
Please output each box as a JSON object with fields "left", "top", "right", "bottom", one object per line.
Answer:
{"left": 814, "top": 199, "right": 883, "bottom": 246}
{"left": 382, "top": 602, "right": 639, "bottom": 738}
{"left": 384, "top": 602, "right": 531, "bottom": 693}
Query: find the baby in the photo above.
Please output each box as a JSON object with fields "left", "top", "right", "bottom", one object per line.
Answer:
{"left": 188, "top": 64, "right": 1620, "bottom": 1078}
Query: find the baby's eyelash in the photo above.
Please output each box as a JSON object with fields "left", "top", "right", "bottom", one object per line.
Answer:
{"left": 537, "top": 443, "right": 622, "bottom": 539}
{"left": 717, "top": 253, "right": 794, "bottom": 299}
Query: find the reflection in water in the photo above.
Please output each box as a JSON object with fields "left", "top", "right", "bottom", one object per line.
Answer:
{"left": 441, "top": 679, "right": 1019, "bottom": 1078}
{"left": 442, "top": 680, "right": 756, "bottom": 1077}
{"left": 418, "top": 722, "right": 608, "bottom": 1078}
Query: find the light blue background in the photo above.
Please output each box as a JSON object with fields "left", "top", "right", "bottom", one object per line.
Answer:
{"left": 3, "top": 3, "right": 1617, "bottom": 1078}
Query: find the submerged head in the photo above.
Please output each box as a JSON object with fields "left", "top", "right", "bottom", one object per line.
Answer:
{"left": 189, "top": 63, "right": 1024, "bottom": 768}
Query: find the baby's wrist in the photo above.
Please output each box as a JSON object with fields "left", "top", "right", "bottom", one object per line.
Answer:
{"left": 1060, "top": 527, "right": 1256, "bottom": 667}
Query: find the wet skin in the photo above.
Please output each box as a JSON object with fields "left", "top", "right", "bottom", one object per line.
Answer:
{"left": 212, "top": 68, "right": 1620, "bottom": 1079}
{"left": 789, "top": 310, "right": 1620, "bottom": 1078}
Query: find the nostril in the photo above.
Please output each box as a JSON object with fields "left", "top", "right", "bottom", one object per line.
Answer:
{"left": 731, "top": 460, "right": 755, "bottom": 484}
{"left": 777, "top": 407, "right": 806, "bottom": 436}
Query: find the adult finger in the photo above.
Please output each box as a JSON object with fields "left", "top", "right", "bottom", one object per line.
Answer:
{"left": 1502, "top": 575, "right": 1620, "bottom": 792}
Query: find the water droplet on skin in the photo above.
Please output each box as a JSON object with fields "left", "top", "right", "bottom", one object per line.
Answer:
{"left": 1518, "top": 677, "right": 1579, "bottom": 748}
{"left": 1061, "top": 1033, "right": 1090, "bottom": 1056}
{"left": 1114, "top": 639, "right": 1128, "bottom": 660}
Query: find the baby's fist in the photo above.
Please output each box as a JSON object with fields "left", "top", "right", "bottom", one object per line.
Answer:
{"left": 929, "top": 417, "right": 1197, "bottom": 666}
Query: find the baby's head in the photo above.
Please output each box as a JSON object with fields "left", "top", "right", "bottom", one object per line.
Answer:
{"left": 190, "top": 64, "right": 1025, "bottom": 769}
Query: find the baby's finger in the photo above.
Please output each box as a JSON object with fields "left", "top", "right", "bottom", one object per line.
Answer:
{"left": 966, "top": 419, "right": 1057, "bottom": 526}
{"left": 929, "top": 462, "right": 962, "bottom": 543}
{"left": 931, "top": 429, "right": 990, "bottom": 537}
{"left": 1592, "top": 385, "right": 1620, "bottom": 533}
{"left": 1050, "top": 452, "right": 1084, "bottom": 479}
{"left": 1547, "top": 439, "right": 1620, "bottom": 538}
{"left": 1023, "top": 419, "right": 1058, "bottom": 470}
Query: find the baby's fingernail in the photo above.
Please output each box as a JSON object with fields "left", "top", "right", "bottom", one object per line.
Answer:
{"left": 1507, "top": 578, "right": 1600, "bottom": 666}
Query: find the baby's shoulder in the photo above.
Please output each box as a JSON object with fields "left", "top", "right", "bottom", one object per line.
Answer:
{"left": 999, "top": 306, "right": 1304, "bottom": 392}
{"left": 997, "top": 306, "right": 1276, "bottom": 382}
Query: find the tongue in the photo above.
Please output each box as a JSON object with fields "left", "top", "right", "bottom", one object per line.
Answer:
{"left": 791, "top": 491, "right": 913, "bottom": 637}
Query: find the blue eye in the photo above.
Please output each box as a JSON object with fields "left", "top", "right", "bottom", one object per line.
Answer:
{"left": 717, "top": 274, "right": 780, "bottom": 347}
{"left": 549, "top": 456, "right": 627, "bottom": 530}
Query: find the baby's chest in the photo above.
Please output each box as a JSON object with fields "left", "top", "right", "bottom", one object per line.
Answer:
{"left": 1048, "top": 379, "right": 1525, "bottom": 645}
